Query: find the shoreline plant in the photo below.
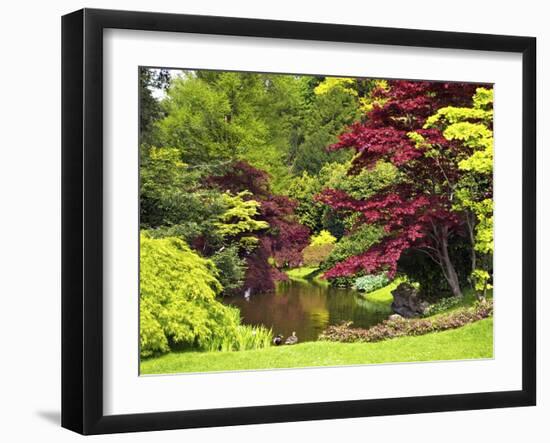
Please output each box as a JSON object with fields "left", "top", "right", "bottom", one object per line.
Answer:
{"left": 319, "top": 299, "right": 492, "bottom": 343}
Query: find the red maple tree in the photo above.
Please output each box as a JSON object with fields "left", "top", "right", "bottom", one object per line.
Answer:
{"left": 318, "top": 81, "right": 484, "bottom": 297}
{"left": 209, "top": 161, "right": 309, "bottom": 293}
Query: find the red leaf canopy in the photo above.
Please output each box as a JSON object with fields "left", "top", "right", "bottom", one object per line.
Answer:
{"left": 318, "top": 80, "right": 483, "bottom": 278}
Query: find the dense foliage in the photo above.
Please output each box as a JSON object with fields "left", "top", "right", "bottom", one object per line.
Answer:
{"left": 140, "top": 235, "right": 273, "bottom": 357}
{"left": 207, "top": 161, "right": 310, "bottom": 292}
{"left": 139, "top": 67, "right": 494, "bottom": 358}
{"left": 354, "top": 274, "right": 390, "bottom": 293}
{"left": 302, "top": 243, "right": 335, "bottom": 266}
{"left": 321, "top": 224, "right": 384, "bottom": 287}
{"left": 422, "top": 296, "right": 463, "bottom": 317}
{"left": 140, "top": 234, "right": 237, "bottom": 357}
{"left": 310, "top": 230, "right": 337, "bottom": 246}
{"left": 318, "top": 82, "right": 493, "bottom": 298}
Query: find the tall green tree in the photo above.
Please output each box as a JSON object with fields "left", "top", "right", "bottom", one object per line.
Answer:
{"left": 156, "top": 71, "right": 312, "bottom": 193}
{"left": 291, "top": 83, "right": 360, "bottom": 175}
{"left": 139, "top": 68, "right": 170, "bottom": 145}
{"left": 140, "top": 146, "right": 225, "bottom": 246}
{"left": 156, "top": 74, "right": 257, "bottom": 165}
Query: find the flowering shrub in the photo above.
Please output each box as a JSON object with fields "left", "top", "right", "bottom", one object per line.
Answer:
{"left": 354, "top": 274, "right": 390, "bottom": 293}
{"left": 319, "top": 300, "right": 493, "bottom": 343}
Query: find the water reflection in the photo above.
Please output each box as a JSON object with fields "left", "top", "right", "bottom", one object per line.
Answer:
{"left": 222, "top": 279, "right": 390, "bottom": 342}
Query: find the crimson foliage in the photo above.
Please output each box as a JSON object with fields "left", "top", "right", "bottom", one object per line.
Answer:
{"left": 318, "top": 81, "right": 486, "bottom": 297}
{"left": 209, "top": 161, "right": 309, "bottom": 293}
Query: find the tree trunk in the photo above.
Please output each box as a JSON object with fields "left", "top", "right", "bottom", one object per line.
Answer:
{"left": 465, "top": 211, "right": 477, "bottom": 274}
{"left": 438, "top": 226, "right": 463, "bottom": 298}
{"left": 441, "top": 248, "right": 463, "bottom": 298}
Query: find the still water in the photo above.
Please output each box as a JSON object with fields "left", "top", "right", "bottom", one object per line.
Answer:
{"left": 222, "top": 279, "right": 390, "bottom": 342}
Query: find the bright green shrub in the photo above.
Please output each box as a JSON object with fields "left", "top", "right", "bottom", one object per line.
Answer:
{"left": 354, "top": 274, "right": 390, "bottom": 293}
{"left": 140, "top": 298, "right": 170, "bottom": 356}
{"left": 302, "top": 243, "right": 335, "bottom": 266}
{"left": 205, "top": 309, "right": 273, "bottom": 352}
{"left": 287, "top": 171, "right": 329, "bottom": 232}
{"left": 471, "top": 268, "right": 493, "bottom": 296}
{"left": 140, "top": 234, "right": 240, "bottom": 357}
{"left": 310, "top": 230, "right": 337, "bottom": 246}
{"left": 214, "top": 191, "right": 269, "bottom": 240}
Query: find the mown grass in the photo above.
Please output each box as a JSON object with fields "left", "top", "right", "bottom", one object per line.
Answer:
{"left": 362, "top": 280, "right": 400, "bottom": 304}
{"left": 285, "top": 266, "right": 319, "bottom": 280}
{"left": 427, "top": 288, "right": 493, "bottom": 319}
{"left": 285, "top": 266, "right": 329, "bottom": 286}
{"left": 141, "top": 317, "right": 493, "bottom": 374}
{"left": 360, "top": 281, "right": 493, "bottom": 318}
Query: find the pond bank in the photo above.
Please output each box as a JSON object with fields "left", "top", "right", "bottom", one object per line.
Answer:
{"left": 285, "top": 266, "right": 321, "bottom": 281}
{"left": 141, "top": 317, "right": 493, "bottom": 374}
{"left": 222, "top": 278, "right": 389, "bottom": 342}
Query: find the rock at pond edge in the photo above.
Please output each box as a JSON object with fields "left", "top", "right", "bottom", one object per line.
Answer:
{"left": 390, "top": 283, "right": 429, "bottom": 318}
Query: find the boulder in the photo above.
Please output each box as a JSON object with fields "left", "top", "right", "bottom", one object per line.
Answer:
{"left": 390, "top": 283, "right": 429, "bottom": 318}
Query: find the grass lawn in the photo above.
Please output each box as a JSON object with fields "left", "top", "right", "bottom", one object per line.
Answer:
{"left": 427, "top": 288, "right": 493, "bottom": 319}
{"left": 285, "top": 266, "right": 319, "bottom": 280}
{"left": 360, "top": 281, "right": 492, "bottom": 316}
{"left": 141, "top": 317, "right": 493, "bottom": 375}
{"left": 285, "top": 266, "right": 329, "bottom": 286}
{"left": 362, "top": 280, "right": 400, "bottom": 304}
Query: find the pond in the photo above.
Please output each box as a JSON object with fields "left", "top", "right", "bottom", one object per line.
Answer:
{"left": 222, "top": 278, "right": 390, "bottom": 342}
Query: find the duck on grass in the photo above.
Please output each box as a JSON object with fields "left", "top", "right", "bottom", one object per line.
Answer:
{"left": 272, "top": 332, "right": 298, "bottom": 346}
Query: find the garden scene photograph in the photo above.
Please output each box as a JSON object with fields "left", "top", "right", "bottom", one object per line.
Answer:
{"left": 138, "top": 68, "right": 494, "bottom": 375}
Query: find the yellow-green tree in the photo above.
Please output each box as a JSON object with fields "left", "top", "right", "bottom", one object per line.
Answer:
{"left": 213, "top": 191, "right": 269, "bottom": 250}
{"left": 140, "top": 234, "right": 240, "bottom": 357}
{"left": 424, "top": 87, "right": 494, "bottom": 296}
{"left": 310, "top": 230, "right": 337, "bottom": 246}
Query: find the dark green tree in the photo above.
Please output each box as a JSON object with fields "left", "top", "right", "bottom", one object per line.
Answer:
{"left": 139, "top": 68, "right": 170, "bottom": 145}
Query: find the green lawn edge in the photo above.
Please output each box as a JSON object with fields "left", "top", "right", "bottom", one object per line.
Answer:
{"left": 141, "top": 317, "right": 493, "bottom": 375}
{"left": 362, "top": 280, "right": 399, "bottom": 304}
{"left": 285, "top": 266, "right": 319, "bottom": 280}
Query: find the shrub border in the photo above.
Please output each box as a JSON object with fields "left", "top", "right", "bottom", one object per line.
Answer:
{"left": 320, "top": 300, "right": 493, "bottom": 343}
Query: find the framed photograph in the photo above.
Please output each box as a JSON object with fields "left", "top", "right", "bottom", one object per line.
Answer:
{"left": 62, "top": 8, "right": 536, "bottom": 435}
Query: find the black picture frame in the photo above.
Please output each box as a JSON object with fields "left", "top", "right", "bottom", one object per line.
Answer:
{"left": 62, "top": 8, "right": 537, "bottom": 435}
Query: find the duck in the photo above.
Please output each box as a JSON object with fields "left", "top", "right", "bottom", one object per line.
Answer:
{"left": 285, "top": 331, "right": 298, "bottom": 345}
{"left": 272, "top": 334, "right": 284, "bottom": 346}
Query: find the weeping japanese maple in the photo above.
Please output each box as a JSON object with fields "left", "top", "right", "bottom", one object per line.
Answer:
{"left": 208, "top": 161, "right": 309, "bottom": 293}
{"left": 318, "top": 81, "right": 487, "bottom": 298}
